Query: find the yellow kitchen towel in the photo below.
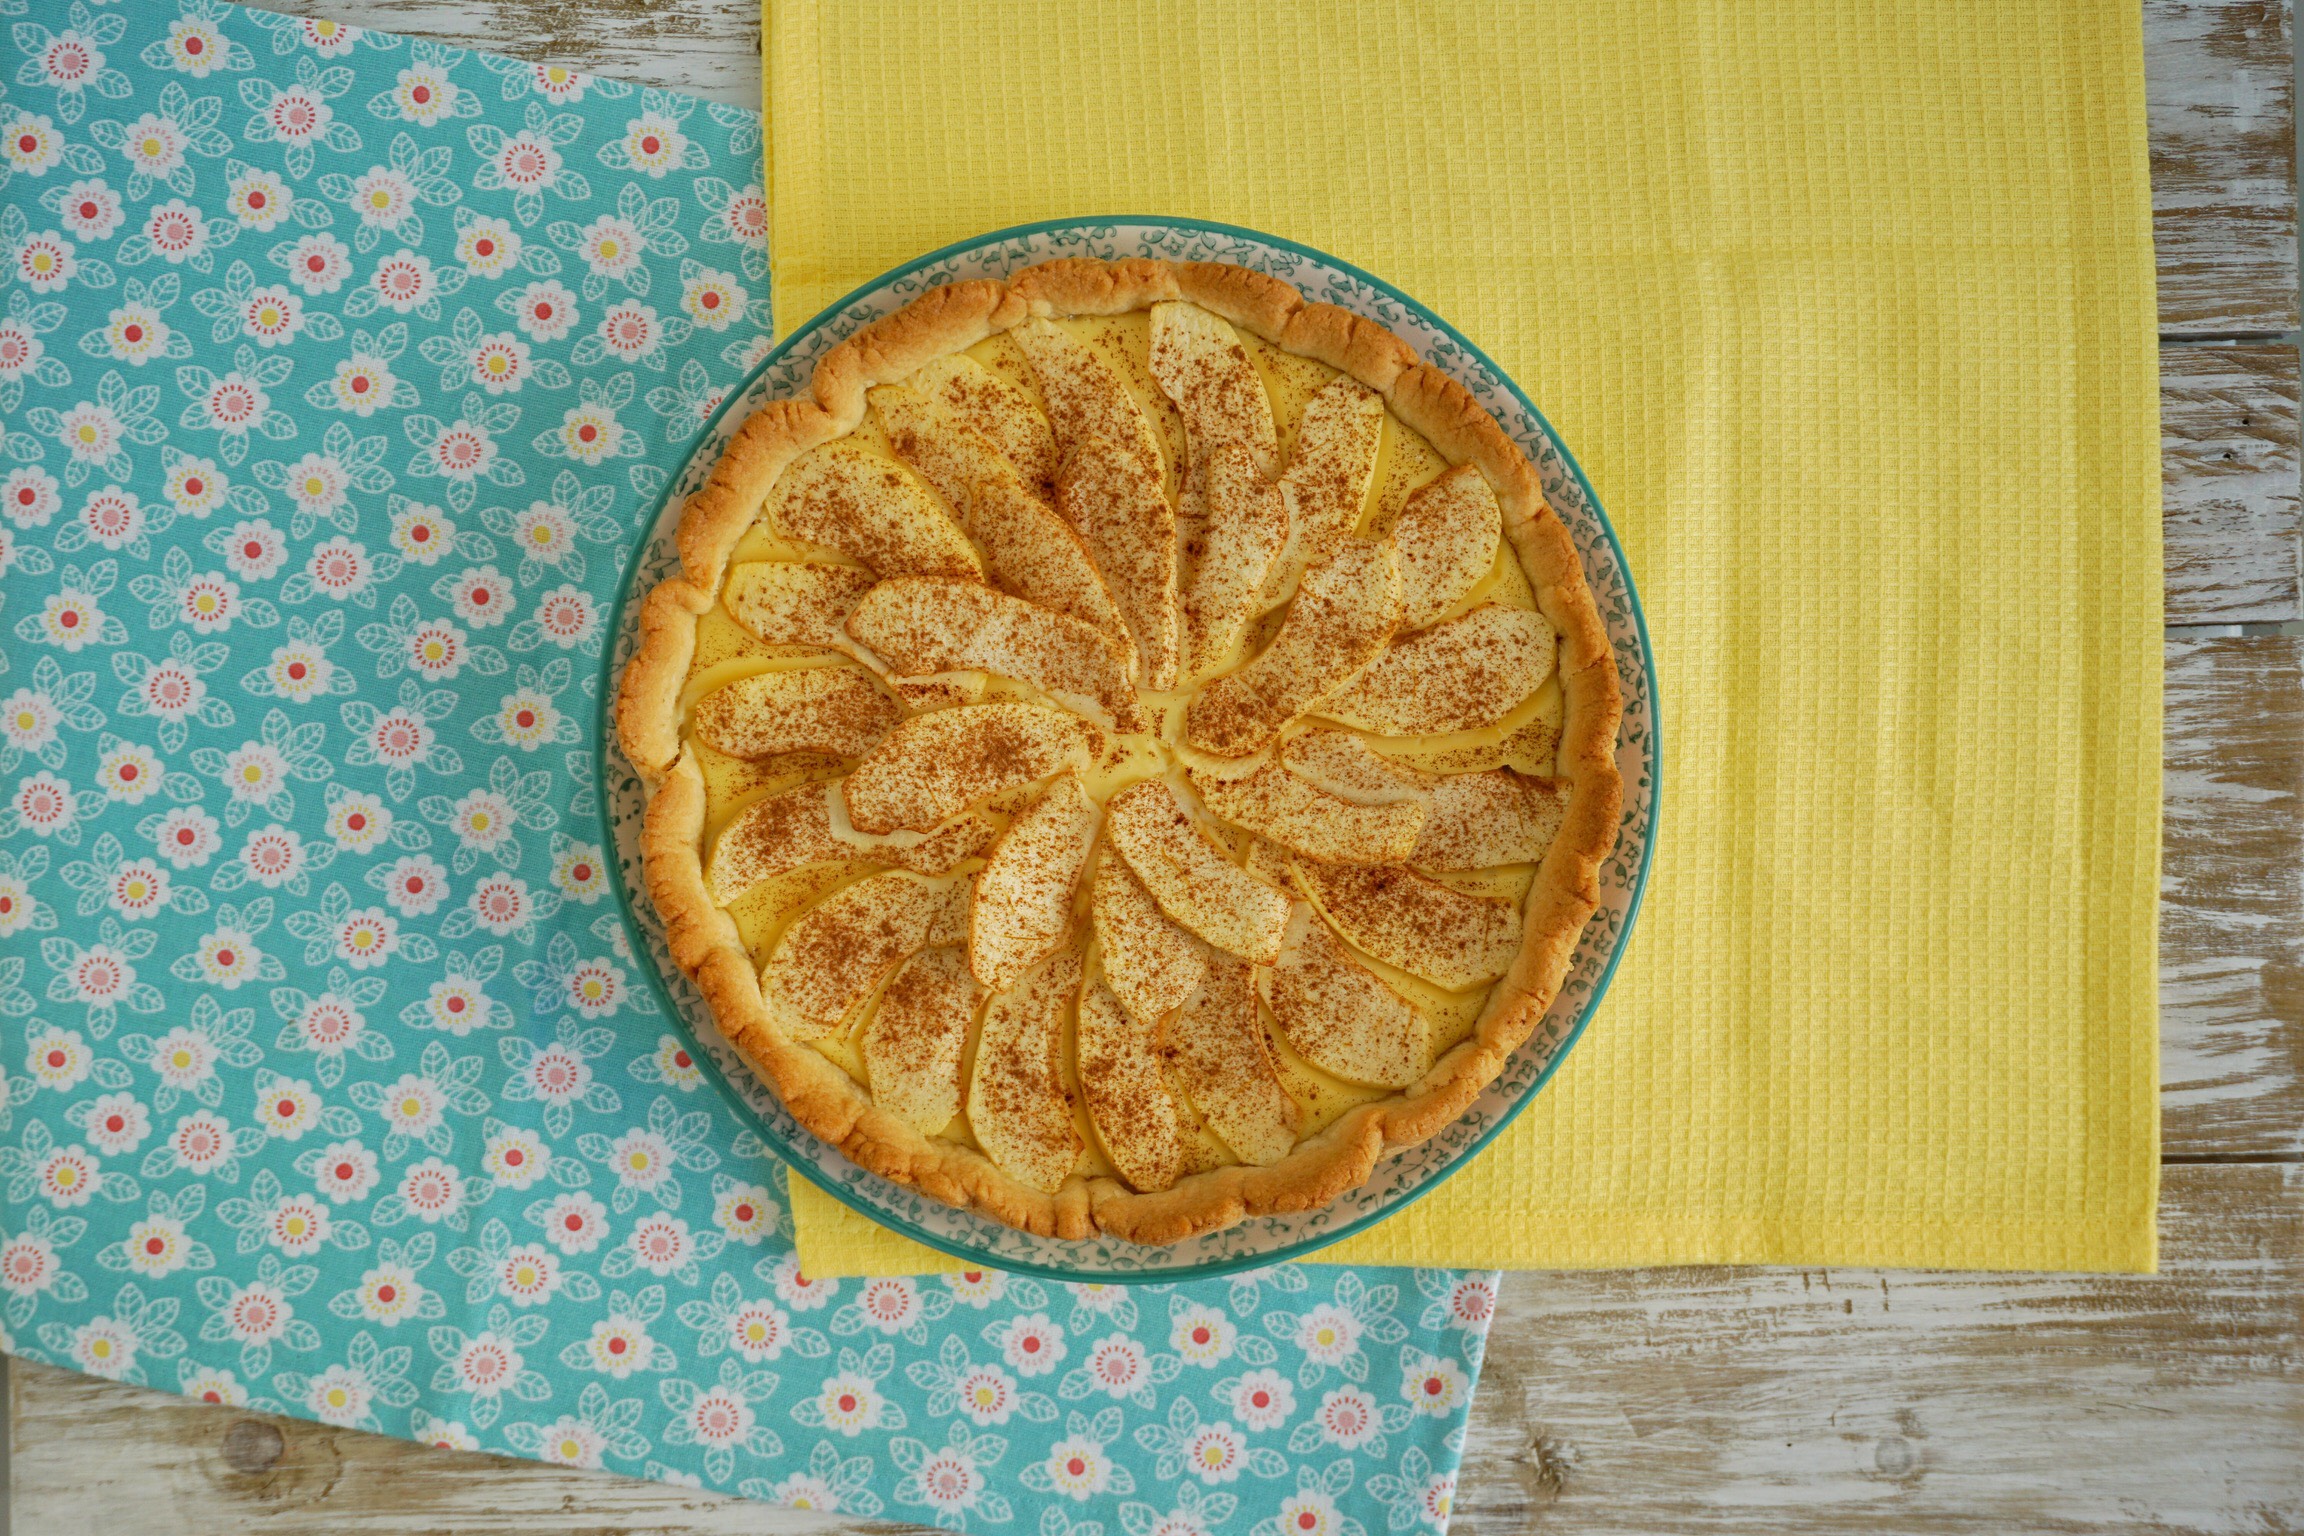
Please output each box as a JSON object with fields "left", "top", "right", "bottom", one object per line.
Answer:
{"left": 766, "top": 0, "right": 2163, "bottom": 1277}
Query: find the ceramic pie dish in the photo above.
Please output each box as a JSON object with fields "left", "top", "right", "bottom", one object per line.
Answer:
{"left": 601, "top": 219, "right": 1656, "bottom": 1273}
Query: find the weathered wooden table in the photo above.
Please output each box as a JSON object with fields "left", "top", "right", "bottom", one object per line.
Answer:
{"left": 11, "top": 2, "right": 2299, "bottom": 1531}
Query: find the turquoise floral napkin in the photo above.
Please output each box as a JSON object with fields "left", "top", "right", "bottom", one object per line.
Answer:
{"left": 0, "top": 3, "right": 1493, "bottom": 1530}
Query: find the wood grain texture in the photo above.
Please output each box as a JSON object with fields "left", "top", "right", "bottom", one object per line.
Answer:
{"left": 2163, "top": 345, "right": 2300, "bottom": 622}
{"left": 242, "top": 0, "right": 759, "bottom": 105}
{"left": 13, "top": 1164, "right": 2297, "bottom": 1536}
{"left": 2149, "top": 0, "right": 2299, "bottom": 335}
{"left": 1451, "top": 1163, "right": 2304, "bottom": 1536}
{"left": 2164, "top": 635, "right": 2304, "bottom": 1154}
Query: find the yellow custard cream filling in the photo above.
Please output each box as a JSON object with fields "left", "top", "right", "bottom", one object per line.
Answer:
{"left": 677, "top": 313, "right": 1563, "bottom": 1169}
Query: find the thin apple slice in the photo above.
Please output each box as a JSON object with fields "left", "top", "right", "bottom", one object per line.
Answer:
{"left": 969, "top": 774, "right": 1099, "bottom": 991}
{"left": 690, "top": 666, "right": 903, "bottom": 761}
{"left": 965, "top": 946, "right": 1084, "bottom": 1193}
{"left": 846, "top": 577, "right": 1145, "bottom": 732}
{"left": 1320, "top": 603, "right": 1555, "bottom": 738}
{"left": 1390, "top": 465, "right": 1501, "bottom": 630}
{"left": 896, "top": 353, "right": 1059, "bottom": 491}
{"left": 1409, "top": 769, "right": 1569, "bottom": 872}
{"left": 1103, "top": 779, "right": 1289, "bottom": 964}
{"left": 760, "top": 871, "right": 956, "bottom": 1039}
{"left": 724, "top": 561, "right": 979, "bottom": 709}
{"left": 872, "top": 383, "right": 1128, "bottom": 645}
{"left": 1187, "top": 756, "right": 1428, "bottom": 865}
{"left": 1163, "top": 954, "right": 1299, "bottom": 1165}
{"left": 1265, "top": 378, "right": 1384, "bottom": 605}
{"left": 861, "top": 945, "right": 980, "bottom": 1134}
{"left": 1279, "top": 729, "right": 1434, "bottom": 803}
{"left": 769, "top": 440, "right": 983, "bottom": 582}
{"left": 1011, "top": 317, "right": 1165, "bottom": 481}
{"left": 1148, "top": 301, "right": 1278, "bottom": 521}
{"left": 1185, "top": 538, "right": 1401, "bottom": 758}
{"left": 1055, "top": 434, "right": 1179, "bottom": 691}
{"left": 1293, "top": 860, "right": 1522, "bottom": 992}
{"left": 723, "top": 561, "right": 879, "bottom": 650}
{"left": 1181, "top": 443, "right": 1287, "bottom": 680}
{"left": 1089, "top": 845, "right": 1206, "bottom": 1025}
{"left": 705, "top": 783, "right": 996, "bottom": 906}
{"left": 842, "top": 702, "right": 1102, "bottom": 835}
{"left": 1262, "top": 903, "right": 1429, "bottom": 1089}
{"left": 1076, "top": 979, "right": 1185, "bottom": 1193}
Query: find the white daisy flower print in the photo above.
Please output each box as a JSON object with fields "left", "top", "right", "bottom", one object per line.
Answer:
{"left": 724, "top": 1297, "right": 790, "bottom": 1364}
{"left": 318, "top": 348, "right": 400, "bottom": 415}
{"left": 53, "top": 179, "right": 124, "bottom": 243}
{"left": 504, "top": 278, "right": 577, "bottom": 342}
{"left": 78, "top": 1092, "right": 149, "bottom": 1156}
{"left": 622, "top": 1212, "right": 692, "bottom": 1278}
{"left": 494, "top": 1242, "right": 564, "bottom": 1307}
{"left": 454, "top": 214, "right": 521, "bottom": 278}
{"left": 147, "top": 804, "right": 220, "bottom": 868}
{"left": 26, "top": 1027, "right": 91, "bottom": 1091}
{"left": 996, "top": 1312, "right": 1066, "bottom": 1377}
{"left": 387, "top": 499, "right": 457, "bottom": 563}
{"left": 159, "top": 454, "right": 227, "bottom": 518}
{"left": 441, "top": 564, "right": 513, "bottom": 627}
{"left": 235, "top": 823, "right": 307, "bottom": 889}
{"left": 482, "top": 1125, "right": 548, "bottom": 1189}
{"left": 96, "top": 741, "right": 164, "bottom": 805}
{"left": 226, "top": 169, "right": 292, "bottom": 232}
{"left": 350, "top": 1259, "right": 424, "bottom": 1326}
{"left": 768, "top": 1252, "right": 837, "bottom": 1312}
{"left": 307, "top": 1140, "right": 379, "bottom": 1205}
{"left": 95, "top": 300, "right": 171, "bottom": 367}
{"left": 0, "top": 868, "right": 40, "bottom": 939}
{"left": 253, "top": 1076, "right": 320, "bottom": 1141}
{"left": 155, "top": 16, "right": 230, "bottom": 77}
{"left": 15, "top": 231, "right": 77, "bottom": 294}
{"left": 1172, "top": 1300, "right": 1237, "bottom": 1367}
{"left": 367, "top": 250, "right": 440, "bottom": 316}
{"left": 679, "top": 263, "right": 744, "bottom": 331}
{"left": 323, "top": 789, "right": 391, "bottom": 852}
{"left": 2, "top": 113, "right": 62, "bottom": 177}
{"left": 216, "top": 518, "right": 287, "bottom": 581}
{"left": 0, "top": 1230, "right": 60, "bottom": 1297}
{"left": 122, "top": 1214, "right": 189, "bottom": 1278}
{"left": 650, "top": 1034, "right": 703, "bottom": 1092}
{"left": 375, "top": 853, "right": 449, "bottom": 918}
{"left": 180, "top": 1367, "right": 249, "bottom": 1409}
{"left": 134, "top": 200, "right": 210, "bottom": 266}
{"left": 590, "top": 299, "right": 663, "bottom": 364}
{"left": 2, "top": 467, "right": 61, "bottom": 528}
{"left": 1229, "top": 1368, "right": 1296, "bottom": 1431}
{"left": 279, "top": 233, "right": 353, "bottom": 296}
{"left": 37, "top": 1142, "right": 101, "bottom": 1207}
{"left": 391, "top": 1156, "right": 467, "bottom": 1225}
{"left": 532, "top": 1190, "right": 608, "bottom": 1255}
{"left": 10, "top": 771, "right": 79, "bottom": 840}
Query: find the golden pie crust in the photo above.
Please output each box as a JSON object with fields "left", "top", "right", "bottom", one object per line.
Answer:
{"left": 616, "top": 257, "right": 1623, "bottom": 1247}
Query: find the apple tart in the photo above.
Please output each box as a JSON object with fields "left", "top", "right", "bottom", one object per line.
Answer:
{"left": 617, "top": 257, "right": 1622, "bottom": 1245}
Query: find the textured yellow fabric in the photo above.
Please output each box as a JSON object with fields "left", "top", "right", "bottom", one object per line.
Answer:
{"left": 765, "top": 0, "right": 2163, "bottom": 1278}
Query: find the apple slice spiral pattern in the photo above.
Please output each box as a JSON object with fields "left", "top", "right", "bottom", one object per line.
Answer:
{"left": 627, "top": 269, "right": 1616, "bottom": 1243}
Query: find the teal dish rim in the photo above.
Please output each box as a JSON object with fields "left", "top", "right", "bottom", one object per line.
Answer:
{"left": 593, "top": 215, "right": 1660, "bottom": 1281}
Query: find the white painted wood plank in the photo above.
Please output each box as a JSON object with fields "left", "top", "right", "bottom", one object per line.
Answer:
{"left": 13, "top": 1163, "right": 2298, "bottom": 1536}
{"left": 1450, "top": 1163, "right": 2304, "bottom": 1535}
{"left": 2162, "top": 345, "right": 2300, "bottom": 623}
{"left": 2148, "top": 0, "right": 2300, "bottom": 335}
{"left": 2163, "top": 635, "right": 2304, "bottom": 1153}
